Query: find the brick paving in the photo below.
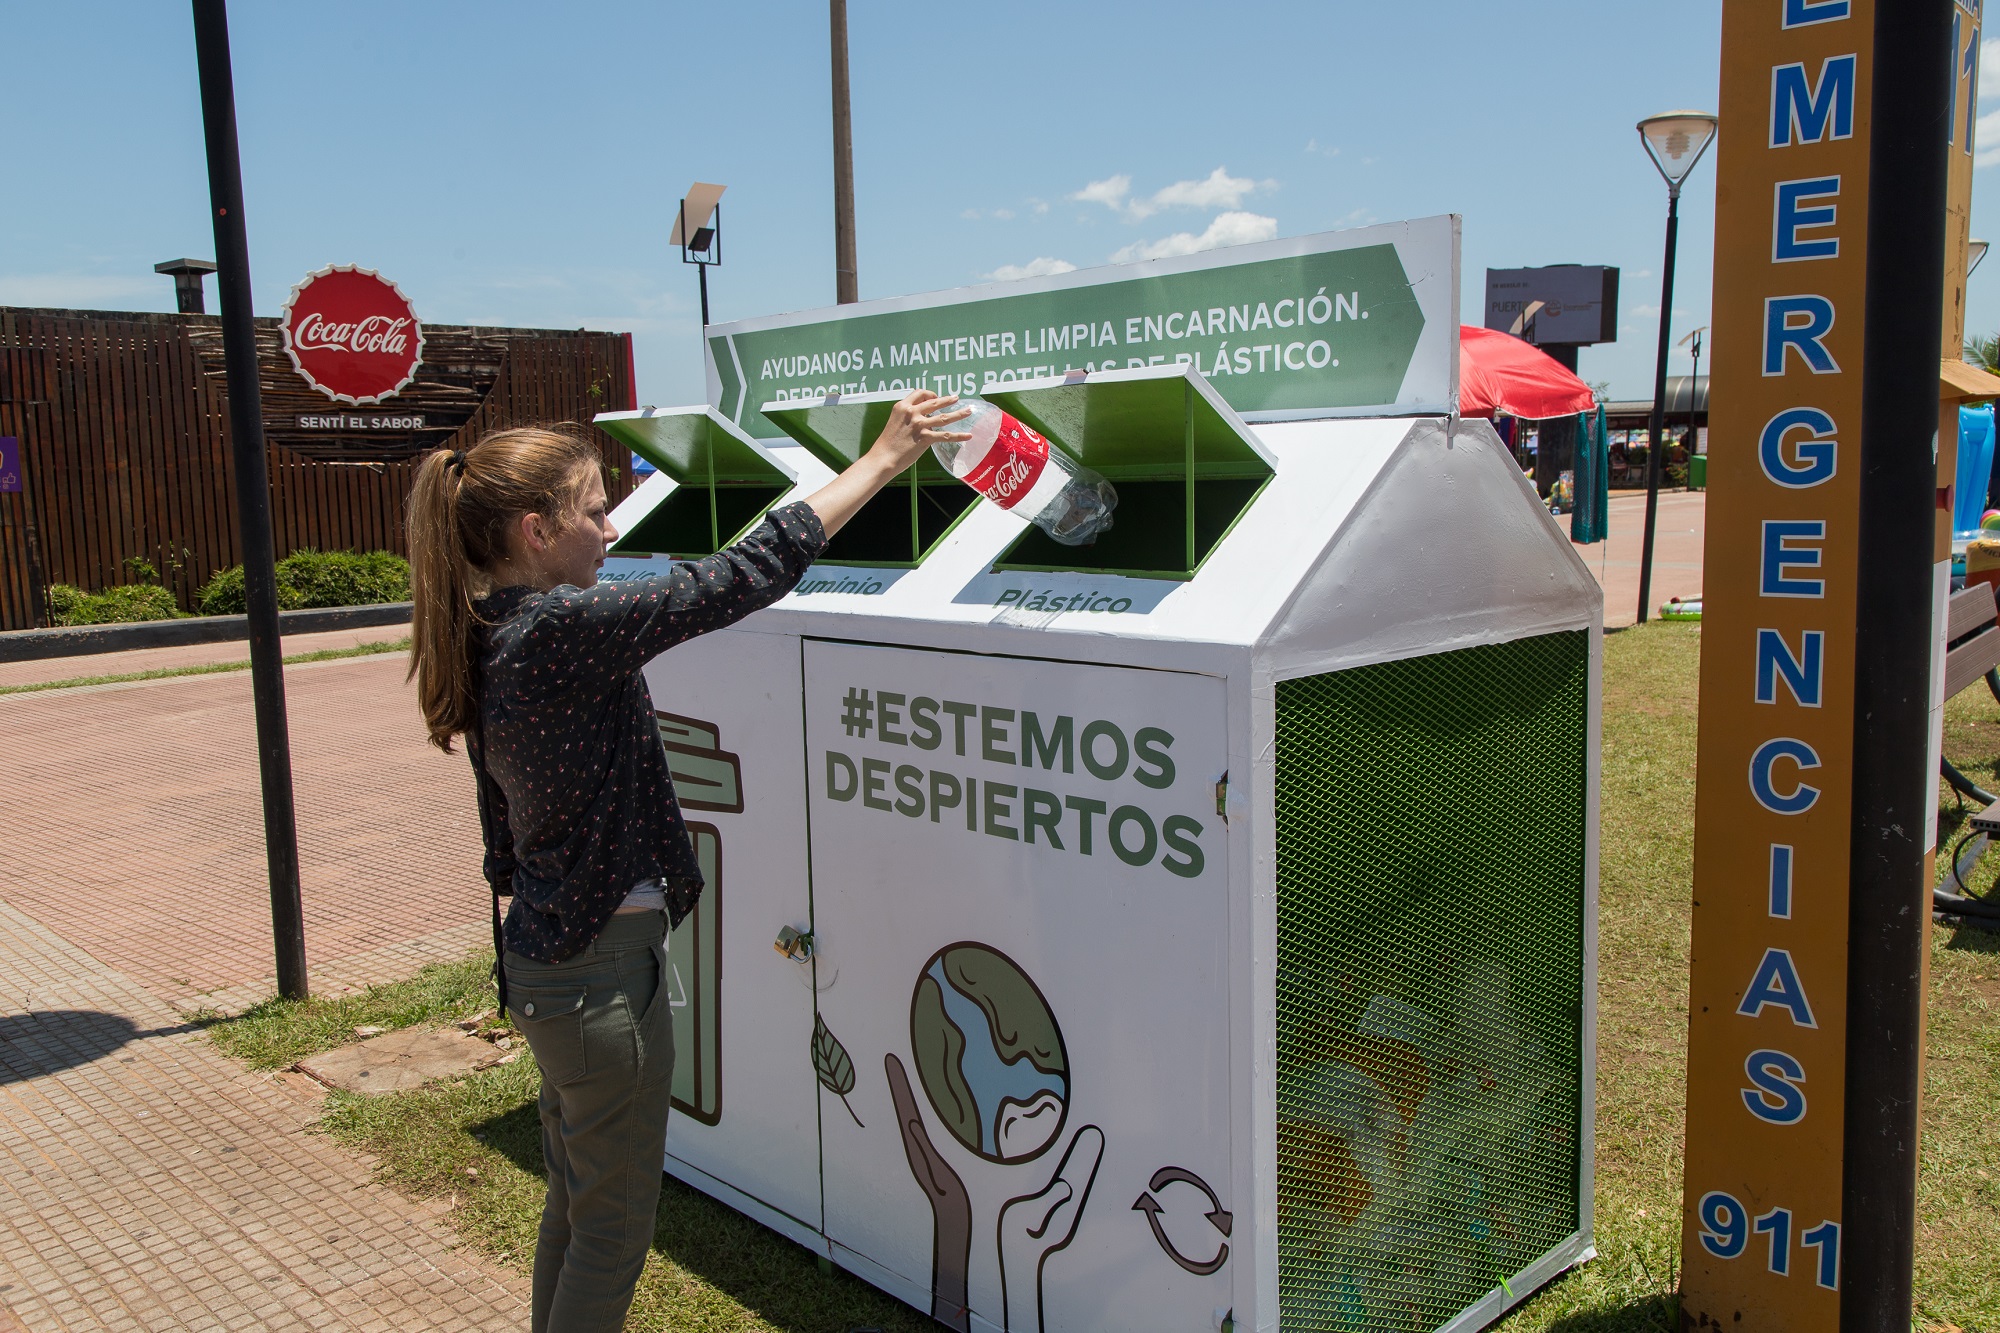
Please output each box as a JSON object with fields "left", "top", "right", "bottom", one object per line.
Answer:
{"left": 0, "top": 646, "right": 521, "bottom": 1330}
{"left": 0, "top": 652, "right": 486, "bottom": 1011}
{"left": 0, "top": 624, "right": 410, "bottom": 693}
{"left": 0, "top": 900, "right": 525, "bottom": 1331}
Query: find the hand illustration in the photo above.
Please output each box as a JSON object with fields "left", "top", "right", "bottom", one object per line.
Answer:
{"left": 998, "top": 1125, "right": 1105, "bottom": 1333}
{"left": 885, "top": 1053, "right": 972, "bottom": 1333}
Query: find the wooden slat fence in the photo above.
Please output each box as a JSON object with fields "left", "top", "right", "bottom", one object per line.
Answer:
{"left": 0, "top": 308, "right": 635, "bottom": 631}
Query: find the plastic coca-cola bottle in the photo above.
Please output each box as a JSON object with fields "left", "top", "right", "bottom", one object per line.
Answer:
{"left": 930, "top": 399, "right": 1117, "bottom": 546}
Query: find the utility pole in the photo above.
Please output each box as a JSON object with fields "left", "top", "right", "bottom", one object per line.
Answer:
{"left": 830, "top": 0, "right": 858, "bottom": 304}
{"left": 191, "top": 0, "right": 309, "bottom": 1001}
{"left": 1841, "top": 3, "right": 1954, "bottom": 1322}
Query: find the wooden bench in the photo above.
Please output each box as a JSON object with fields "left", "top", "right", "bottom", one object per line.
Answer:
{"left": 1946, "top": 580, "right": 2000, "bottom": 702}
{"left": 1939, "top": 581, "right": 2000, "bottom": 921}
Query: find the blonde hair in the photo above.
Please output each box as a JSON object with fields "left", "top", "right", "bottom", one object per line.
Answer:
{"left": 405, "top": 426, "right": 603, "bottom": 752}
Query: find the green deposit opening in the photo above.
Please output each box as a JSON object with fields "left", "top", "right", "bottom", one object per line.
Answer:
{"left": 762, "top": 392, "right": 981, "bottom": 567}
{"left": 982, "top": 365, "right": 1275, "bottom": 581}
{"left": 593, "top": 407, "right": 798, "bottom": 559}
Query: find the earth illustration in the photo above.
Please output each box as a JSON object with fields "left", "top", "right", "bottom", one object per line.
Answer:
{"left": 909, "top": 943, "right": 1069, "bottom": 1163}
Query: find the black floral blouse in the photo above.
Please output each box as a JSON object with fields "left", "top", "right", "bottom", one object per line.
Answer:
{"left": 467, "top": 501, "right": 826, "bottom": 964}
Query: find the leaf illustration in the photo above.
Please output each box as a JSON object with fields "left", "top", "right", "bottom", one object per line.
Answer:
{"left": 813, "top": 1012, "right": 865, "bottom": 1127}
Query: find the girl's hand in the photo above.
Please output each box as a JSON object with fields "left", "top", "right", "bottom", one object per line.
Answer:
{"left": 863, "top": 390, "right": 972, "bottom": 477}
{"left": 804, "top": 390, "right": 974, "bottom": 539}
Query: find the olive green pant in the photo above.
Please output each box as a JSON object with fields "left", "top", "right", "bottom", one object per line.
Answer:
{"left": 505, "top": 911, "right": 674, "bottom": 1333}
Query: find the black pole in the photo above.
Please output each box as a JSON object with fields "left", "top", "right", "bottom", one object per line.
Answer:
{"left": 829, "top": 0, "right": 858, "bottom": 304}
{"left": 1635, "top": 189, "right": 1681, "bottom": 625}
{"left": 192, "top": 0, "right": 308, "bottom": 1001}
{"left": 698, "top": 262, "right": 710, "bottom": 330}
{"left": 1688, "top": 332, "right": 1701, "bottom": 474}
{"left": 1842, "top": 3, "right": 1953, "bottom": 1325}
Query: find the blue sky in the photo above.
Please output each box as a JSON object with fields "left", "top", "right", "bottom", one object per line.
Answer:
{"left": 7, "top": 1, "right": 1996, "bottom": 404}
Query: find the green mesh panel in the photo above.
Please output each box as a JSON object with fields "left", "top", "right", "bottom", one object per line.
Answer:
{"left": 1273, "top": 631, "right": 1588, "bottom": 1331}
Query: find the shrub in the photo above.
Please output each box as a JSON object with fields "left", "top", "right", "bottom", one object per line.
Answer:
{"left": 43, "top": 581, "right": 184, "bottom": 627}
{"left": 196, "top": 564, "right": 250, "bottom": 617}
{"left": 197, "top": 549, "right": 412, "bottom": 617}
{"left": 43, "top": 584, "right": 87, "bottom": 625}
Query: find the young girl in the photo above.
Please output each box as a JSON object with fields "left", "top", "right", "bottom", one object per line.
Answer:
{"left": 405, "top": 390, "right": 969, "bottom": 1333}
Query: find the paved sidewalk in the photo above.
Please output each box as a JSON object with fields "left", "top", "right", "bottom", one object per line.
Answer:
{"left": 0, "top": 652, "right": 486, "bottom": 1012}
{"left": 1577, "top": 489, "right": 1705, "bottom": 629}
{"left": 0, "top": 624, "right": 410, "bottom": 693}
{"left": 0, "top": 899, "right": 526, "bottom": 1331}
{"left": 0, "top": 650, "right": 519, "bottom": 1330}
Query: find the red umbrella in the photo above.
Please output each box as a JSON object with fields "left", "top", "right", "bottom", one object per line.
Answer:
{"left": 1458, "top": 325, "right": 1597, "bottom": 419}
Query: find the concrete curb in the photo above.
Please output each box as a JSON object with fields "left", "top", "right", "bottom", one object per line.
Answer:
{"left": 0, "top": 603, "right": 413, "bottom": 663}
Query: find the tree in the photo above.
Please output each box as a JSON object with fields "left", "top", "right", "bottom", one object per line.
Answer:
{"left": 1966, "top": 332, "right": 2000, "bottom": 374}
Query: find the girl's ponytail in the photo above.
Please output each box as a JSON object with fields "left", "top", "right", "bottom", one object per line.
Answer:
{"left": 407, "top": 448, "right": 479, "bottom": 751}
{"left": 405, "top": 427, "right": 602, "bottom": 752}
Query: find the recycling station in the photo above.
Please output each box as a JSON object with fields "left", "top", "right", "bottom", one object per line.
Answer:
{"left": 591, "top": 219, "right": 1601, "bottom": 1333}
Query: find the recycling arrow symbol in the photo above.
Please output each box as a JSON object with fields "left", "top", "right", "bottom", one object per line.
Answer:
{"left": 1133, "top": 1166, "right": 1232, "bottom": 1275}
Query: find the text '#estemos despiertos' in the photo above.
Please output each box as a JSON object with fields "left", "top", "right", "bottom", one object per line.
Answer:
{"left": 821, "top": 687, "right": 1207, "bottom": 879}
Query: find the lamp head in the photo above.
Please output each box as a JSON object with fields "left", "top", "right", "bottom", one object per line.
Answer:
{"left": 1638, "top": 111, "right": 1719, "bottom": 193}
{"left": 1970, "top": 238, "right": 1989, "bottom": 276}
{"left": 672, "top": 182, "right": 727, "bottom": 263}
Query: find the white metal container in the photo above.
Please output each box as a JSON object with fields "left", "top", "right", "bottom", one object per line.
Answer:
{"left": 596, "top": 365, "right": 1601, "bottom": 1333}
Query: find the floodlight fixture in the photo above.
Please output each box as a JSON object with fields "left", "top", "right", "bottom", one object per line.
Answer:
{"left": 673, "top": 182, "right": 727, "bottom": 329}
{"left": 674, "top": 182, "right": 726, "bottom": 261}
{"left": 1637, "top": 111, "right": 1719, "bottom": 197}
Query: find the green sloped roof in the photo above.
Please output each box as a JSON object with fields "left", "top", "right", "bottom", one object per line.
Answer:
{"left": 595, "top": 406, "right": 795, "bottom": 485}
{"left": 983, "top": 364, "right": 1274, "bottom": 481}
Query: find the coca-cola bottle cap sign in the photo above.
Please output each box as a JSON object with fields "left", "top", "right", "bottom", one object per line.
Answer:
{"left": 279, "top": 264, "right": 424, "bottom": 404}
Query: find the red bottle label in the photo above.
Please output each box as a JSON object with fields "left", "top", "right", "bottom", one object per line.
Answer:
{"left": 960, "top": 410, "right": 1050, "bottom": 510}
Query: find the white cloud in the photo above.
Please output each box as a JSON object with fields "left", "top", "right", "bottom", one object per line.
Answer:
{"left": 1305, "top": 138, "right": 1341, "bottom": 158}
{"left": 961, "top": 208, "right": 981, "bottom": 220}
{"left": 1145, "top": 167, "right": 1260, "bottom": 215}
{"left": 1072, "top": 174, "right": 1133, "bottom": 211}
{"left": 1072, "top": 166, "right": 1268, "bottom": 221}
{"left": 984, "top": 257, "right": 1078, "bottom": 282}
{"left": 1109, "top": 211, "right": 1278, "bottom": 264}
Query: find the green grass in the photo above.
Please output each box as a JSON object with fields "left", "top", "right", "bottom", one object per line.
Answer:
{"left": 0, "top": 636, "right": 409, "bottom": 696}
{"left": 200, "top": 953, "right": 495, "bottom": 1070}
{"left": 201, "top": 620, "right": 2000, "bottom": 1332}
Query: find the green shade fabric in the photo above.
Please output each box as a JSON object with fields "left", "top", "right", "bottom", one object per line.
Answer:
{"left": 1570, "top": 406, "right": 1608, "bottom": 545}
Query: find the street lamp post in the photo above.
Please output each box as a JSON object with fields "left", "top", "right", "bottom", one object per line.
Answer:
{"left": 1679, "top": 324, "right": 1707, "bottom": 480}
{"left": 1634, "top": 111, "right": 1718, "bottom": 625}
{"left": 673, "top": 183, "right": 727, "bottom": 333}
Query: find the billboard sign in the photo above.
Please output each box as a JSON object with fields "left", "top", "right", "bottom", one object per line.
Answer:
{"left": 704, "top": 216, "right": 1459, "bottom": 438}
{"left": 1483, "top": 265, "right": 1619, "bottom": 346}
